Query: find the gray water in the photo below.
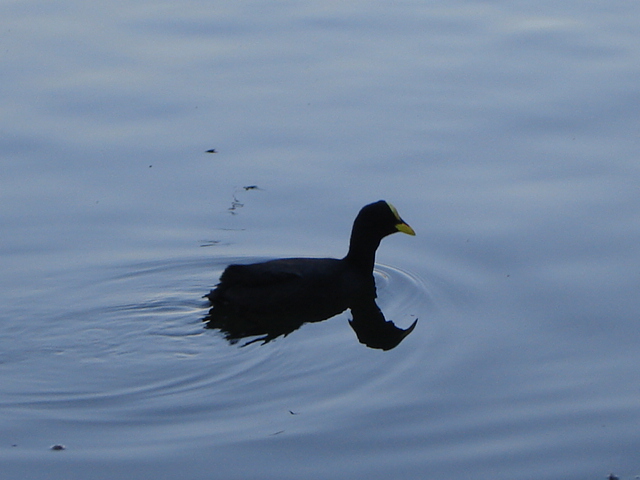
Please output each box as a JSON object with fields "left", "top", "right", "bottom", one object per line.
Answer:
{"left": 2, "top": 1, "right": 640, "bottom": 479}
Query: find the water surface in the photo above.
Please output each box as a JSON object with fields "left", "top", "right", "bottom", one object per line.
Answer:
{"left": 2, "top": 1, "right": 640, "bottom": 479}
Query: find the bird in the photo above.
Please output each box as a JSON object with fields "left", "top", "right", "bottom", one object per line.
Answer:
{"left": 204, "top": 200, "right": 417, "bottom": 347}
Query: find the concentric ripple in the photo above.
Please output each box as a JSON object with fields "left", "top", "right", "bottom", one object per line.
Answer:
{"left": 1, "top": 255, "right": 437, "bottom": 454}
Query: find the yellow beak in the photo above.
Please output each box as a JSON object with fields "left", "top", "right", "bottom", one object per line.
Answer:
{"left": 396, "top": 222, "right": 416, "bottom": 236}
{"left": 387, "top": 202, "right": 416, "bottom": 236}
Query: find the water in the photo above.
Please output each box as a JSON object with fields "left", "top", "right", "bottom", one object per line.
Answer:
{"left": 2, "top": 1, "right": 640, "bottom": 479}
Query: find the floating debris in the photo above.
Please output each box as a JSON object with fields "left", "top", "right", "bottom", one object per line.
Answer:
{"left": 206, "top": 149, "right": 217, "bottom": 153}
{"left": 227, "top": 185, "right": 261, "bottom": 214}
{"left": 50, "top": 444, "right": 66, "bottom": 451}
{"left": 228, "top": 194, "right": 244, "bottom": 214}
{"left": 200, "top": 240, "right": 222, "bottom": 247}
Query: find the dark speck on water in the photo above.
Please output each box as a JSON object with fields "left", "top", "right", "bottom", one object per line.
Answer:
{"left": 200, "top": 240, "right": 222, "bottom": 247}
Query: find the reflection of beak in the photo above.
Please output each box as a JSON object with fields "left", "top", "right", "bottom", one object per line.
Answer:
{"left": 402, "top": 318, "right": 418, "bottom": 336}
{"left": 396, "top": 221, "right": 416, "bottom": 236}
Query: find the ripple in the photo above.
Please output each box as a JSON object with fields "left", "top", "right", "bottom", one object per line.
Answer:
{"left": 375, "top": 264, "right": 432, "bottom": 320}
{"left": 1, "top": 255, "right": 440, "bottom": 453}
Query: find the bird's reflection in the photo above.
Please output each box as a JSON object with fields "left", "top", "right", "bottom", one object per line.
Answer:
{"left": 203, "top": 276, "right": 417, "bottom": 350}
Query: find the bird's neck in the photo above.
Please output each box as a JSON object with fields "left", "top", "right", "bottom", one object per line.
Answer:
{"left": 344, "top": 232, "right": 381, "bottom": 274}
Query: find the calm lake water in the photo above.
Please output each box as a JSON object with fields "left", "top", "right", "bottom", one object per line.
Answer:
{"left": 2, "top": 1, "right": 640, "bottom": 479}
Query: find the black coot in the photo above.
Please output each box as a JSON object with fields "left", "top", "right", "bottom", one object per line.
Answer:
{"left": 204, "top": 200, "right": 417, "bottom": 349}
